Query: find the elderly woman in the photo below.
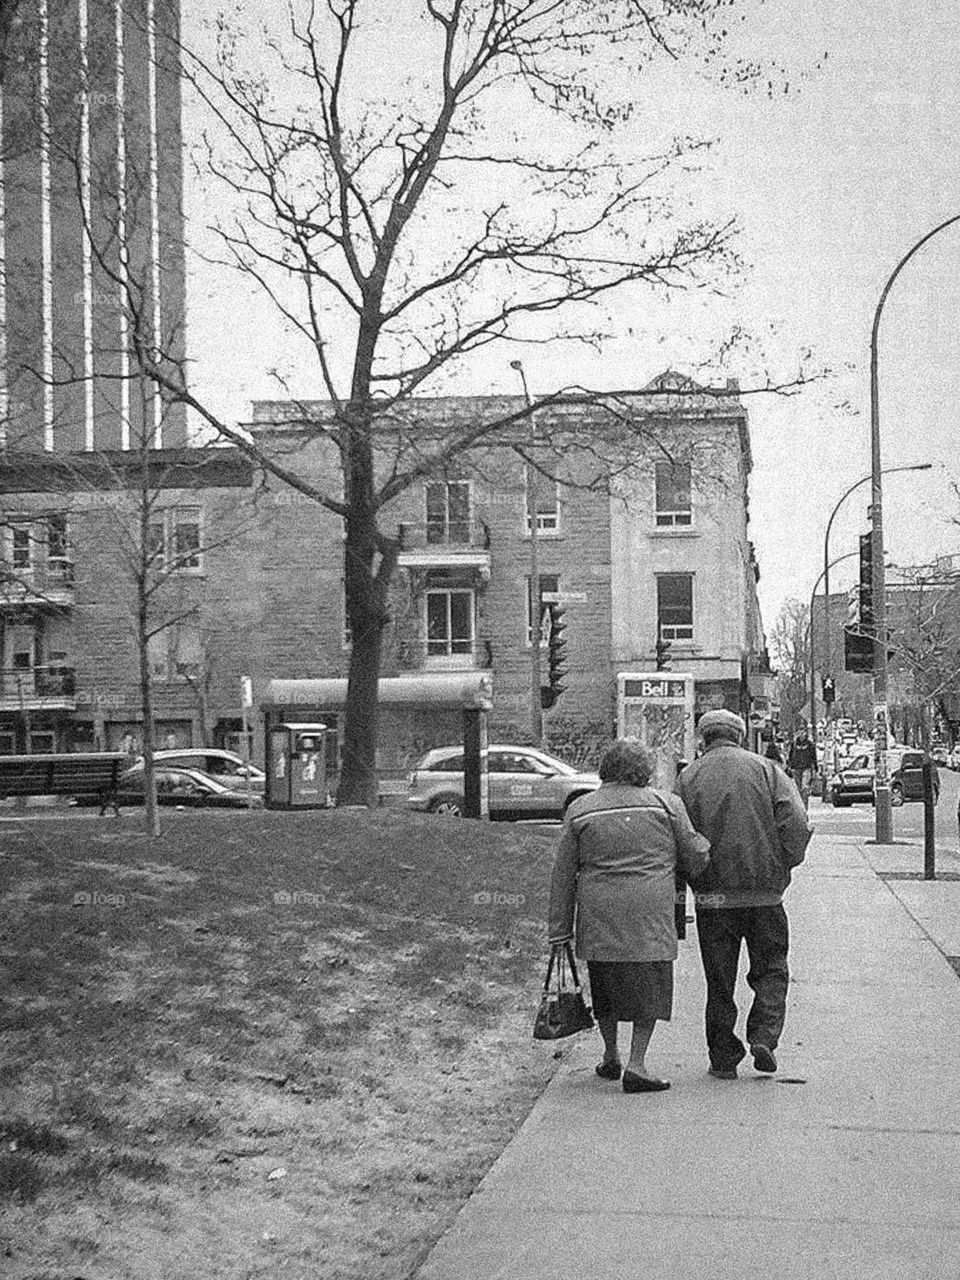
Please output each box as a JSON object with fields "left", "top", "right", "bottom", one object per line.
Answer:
{"left": 548, "top": 740, "right": 710, "bottom": 1093}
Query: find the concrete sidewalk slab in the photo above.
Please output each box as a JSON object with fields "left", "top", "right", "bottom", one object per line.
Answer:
{"left": 415, "top": 828, "right": 960, "bottom": 1280}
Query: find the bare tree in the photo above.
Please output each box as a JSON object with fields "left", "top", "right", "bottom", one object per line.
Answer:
{"left": 769, "top": 597, "right": 810, "bottom": 737}
{"left": 142, "top": 1, "right": 819, "bottom": 805}
{"left": 24, "top": 1, "right": 822, "bottom": 804}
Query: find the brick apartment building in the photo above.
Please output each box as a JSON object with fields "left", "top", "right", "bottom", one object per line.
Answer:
{"left": 0, "top": 447, "right": 253, "bottom": 753}
{"left": 242, "top": 374, "right": 774, "bottom": 768}
{"left": 0, "top": 374, "right": 774, "bottom": 767}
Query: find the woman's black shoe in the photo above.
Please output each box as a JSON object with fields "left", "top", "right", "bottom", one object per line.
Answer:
{"left": 595, "top": 1060, "right": 622, "bottom": 1081}
{"left": 622, "top": 1072, "right": 670, "bottom": 1093}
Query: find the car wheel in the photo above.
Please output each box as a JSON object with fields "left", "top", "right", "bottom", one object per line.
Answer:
{"left": 428, "top": 793, "right": 465, "bottom": 817}
{"left": 890, "top": 783, "right": 904, "bottom": 807}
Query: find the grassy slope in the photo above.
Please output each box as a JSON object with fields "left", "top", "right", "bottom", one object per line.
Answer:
{"left": 0, "top": 809, "right": 561, "bottom": 1280}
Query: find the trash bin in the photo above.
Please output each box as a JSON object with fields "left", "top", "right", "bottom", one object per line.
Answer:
{"left": 266, "top": 723, "right": 331, "bottom": 809}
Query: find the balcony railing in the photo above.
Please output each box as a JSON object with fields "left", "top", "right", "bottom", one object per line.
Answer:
{"left": 0, "top": 665, "right": 77, "bottom": 702}
{"left": 395, "top": 639, "right": 493, "bottom": 672}
{"left": 400, "top": 520, "right": 491, "bottom": 551}
{"left": 0, "top": 561, "right": 75, "bottom": 605}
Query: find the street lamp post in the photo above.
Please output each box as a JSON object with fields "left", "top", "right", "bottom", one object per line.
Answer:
{"left": 810, "top": 551, "right": 858, "bottom": 760}
{"left": 822, "top": 463, "right": 932, "bottom": 780}
{"left": 510, "top": 360, "right": 543, "bottom": 746}
{"left": 870, "top": 214, "right": 960, "bottom": 844}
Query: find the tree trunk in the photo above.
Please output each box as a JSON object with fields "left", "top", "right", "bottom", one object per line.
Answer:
{"left": 338, "top": 608, "right": 385, "bottom": 808}
{"left": 137, "top": 590, "right": 161, "bottom": 838}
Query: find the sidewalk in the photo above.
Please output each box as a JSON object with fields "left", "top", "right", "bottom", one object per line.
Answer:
{"left": 415, "top": 823, "right": 960, "bottom": 1279}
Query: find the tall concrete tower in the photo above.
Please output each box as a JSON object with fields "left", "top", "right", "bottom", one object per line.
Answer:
{"left": 1, "top": 0, "right": 187, "bottom": 453}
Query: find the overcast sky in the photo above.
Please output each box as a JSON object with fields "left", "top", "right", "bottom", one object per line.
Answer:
{"left": 182, "top": 1, "right": 960, "bottom": 644}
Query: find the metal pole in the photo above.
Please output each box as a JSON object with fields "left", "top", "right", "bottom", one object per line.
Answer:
{"left": 511, "top": 361, "right": 543, "bottom": 746}
{"left": 869, "top": 214, "right": 960, "bottom": 845}
{"left": 822, "top": 464, "right": 932, "bottom": 784}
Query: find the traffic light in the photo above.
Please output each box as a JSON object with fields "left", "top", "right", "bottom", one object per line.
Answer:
{"left": 540, "top": 604, "right": 567, "bottom": 710}
{"left": 655, "top": 635, "right": 672, "bottom": 670}
{"left": 858, "top": 533, "right": 874, "bottom": 632}
{"left": 821, "top": 675, "right": 836, "bottom": 704}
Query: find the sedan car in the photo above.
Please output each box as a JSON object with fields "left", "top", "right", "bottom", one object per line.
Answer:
{"left": 407, "top": 744, "right": 600, "bottom": 820}
{"left": 134, "top": 749, "right": 265, "bottom": 793}
{"left": 116, "top": 765, "right": 264, "bottom": 809}
{"left": 828, "top": 750, "right": 939, "bottom": 807}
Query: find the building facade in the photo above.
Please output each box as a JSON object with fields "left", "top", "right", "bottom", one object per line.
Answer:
{"left": 0, "top": 447, "right": 253, "bottom": 753}
{"left": 0, "top": 376, "right": 774, "bottom": 768}
{"left": 1, "top": 0, "right": 186, "bottom": 454}
{"left": 243, "top": 375, "right": 773, "bottom": 769}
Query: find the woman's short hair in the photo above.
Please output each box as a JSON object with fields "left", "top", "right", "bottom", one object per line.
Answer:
{"left": 599, "top": 740, "right": 655, "bottom": 787}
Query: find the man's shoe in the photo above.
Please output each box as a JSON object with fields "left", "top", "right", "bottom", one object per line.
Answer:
{"left": 622, "top": 1072, "right": 670, "bottom": 1093}
{"left": 708, "top": 1065, "right": 738, "bottom": 1080}
{"left": 751, "top": 1044, "right": 778, "bottom": 1073}
{"left": 595, "top": 1060, "right": 622, "bottom": 1081}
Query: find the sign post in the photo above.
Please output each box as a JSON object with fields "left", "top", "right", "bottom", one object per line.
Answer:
{"left": 241, "top": 676, "right": 254, "bottom": 810}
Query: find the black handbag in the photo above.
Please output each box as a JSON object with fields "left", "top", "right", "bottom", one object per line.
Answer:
{"left": 532, "top": 940, "right": 594, "bottom": 1040}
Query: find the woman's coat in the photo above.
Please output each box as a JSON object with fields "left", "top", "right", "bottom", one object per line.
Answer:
{"left": 548, "top": 782, "right": 710, "bottom": 962}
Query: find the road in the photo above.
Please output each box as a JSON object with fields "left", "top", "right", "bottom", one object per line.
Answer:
{"left": 815, "top": 762, "right": 960, "bottom": 863}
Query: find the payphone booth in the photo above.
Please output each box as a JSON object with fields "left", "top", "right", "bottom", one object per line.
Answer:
{"left": 267, "top": 723, "right": 331, "bottom": 809}
{"left": 617, "top": 672, "right": 696, "bottom": 788}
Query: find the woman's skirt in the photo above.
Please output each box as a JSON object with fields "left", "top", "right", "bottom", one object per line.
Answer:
{"left": 587, "top": 960, "right": 674, "bottom": 1023}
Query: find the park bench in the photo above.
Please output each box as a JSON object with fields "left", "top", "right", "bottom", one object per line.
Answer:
{"left": 0, "top": 752, "right": 129, "bottom": 816}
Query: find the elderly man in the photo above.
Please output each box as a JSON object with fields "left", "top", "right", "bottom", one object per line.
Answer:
{"left": 676, "top": 710, "right": 812, "bottom": 1079}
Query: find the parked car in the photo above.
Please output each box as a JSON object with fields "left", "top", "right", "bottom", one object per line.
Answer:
{"left": 931, "top": 745, "right": 950, "bottom": 767}
{"left": 132, "top": 749, "right": 265, "bottom": 793}
{"left": 407, "top": 744, "right": 600, "bottom": 820}
{"left": 116, "top": 765, "right": 263, "bottom": 809}
{"left": 827, "top": 749, "right": 939, "bottom": 808}
{"left": 948, "top": 749, "right": 960, "bottom": 772}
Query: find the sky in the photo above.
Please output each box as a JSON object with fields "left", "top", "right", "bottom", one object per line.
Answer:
{"left": 181, "top": 1, "right": 960, "bottom": 643}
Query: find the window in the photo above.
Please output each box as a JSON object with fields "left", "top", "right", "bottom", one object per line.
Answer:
{"left": 655, "top": 461, "right": 692, "bottom": 527}
{"left": 148, "top": 509, "right": 203, "bottom": 573}
{"left": 526, "top": 573, "right": 559, "bottom": 645}
{"left": 657, "top": 573, "right": 693, "bottom": 640}
{"left": 173, "top": 514, "right": 202, "bottom": 569}
{"left": 11, "top": 526, "right": 31, "bottom": 571}
{"left": 426, "top": 588, "right": 475, "bottom": 657}
{"left": 171, "top": 626, "right": 202, "bottom": 678}
{"left": 426, "top": 480, "right": 471, "bottom": 544}
{"left": 47, "top": 515, "right": 69, "bottom": 563}
{"left": 523, "top": 467, "right": 559, "bottom": 534}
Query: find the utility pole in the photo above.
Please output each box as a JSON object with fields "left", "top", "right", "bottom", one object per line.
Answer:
{"left": 511, "top": 361, "right": 543, "bottom": 746}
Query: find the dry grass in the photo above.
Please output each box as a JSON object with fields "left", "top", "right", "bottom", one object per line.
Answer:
{"left": 0, "top": 808, "right": 562, "bottom": 1279}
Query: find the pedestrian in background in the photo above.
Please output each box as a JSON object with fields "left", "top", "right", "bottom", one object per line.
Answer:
{"left": 676, "top": 710, "right": 812, "bottom": 1080}
{"left": 787, "top": 726, "right": 818, "bottom": 809}
{"left": 548, "top": 740, "right": 709, "bottom": 1094}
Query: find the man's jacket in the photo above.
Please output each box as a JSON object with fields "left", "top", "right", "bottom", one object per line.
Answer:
{"left": 787, "top": 739, "right": 818, "bottom": 773}
{"left": 676, "top": 741, "right": 812, "bottom": 908}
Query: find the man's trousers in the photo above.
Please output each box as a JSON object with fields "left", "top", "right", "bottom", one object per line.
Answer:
{"left": 695, "top": 904, "right": 790, "bottom": 1070}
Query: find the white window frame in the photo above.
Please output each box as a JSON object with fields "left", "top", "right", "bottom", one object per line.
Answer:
{"left": 657, "top": 572, "right": 694, "bottom": 641}
{"left": 425, "top": 479, "right": 472, "bottom": 544}
{"left": 149, "top": 508, "right": 203, "bottom": 575}
{"left": 47, "top": 514, "right": 70, "bottom": 568}
{"left": 171, "top": 510, "right": 202, "bottom": 572}
{"left": 522, "top": 466, "right": 560, "bottom": 535}
{"left": 654, "top": 460, "right": 693, "bottom": 528}
{"left": 424, "top": 587, "right": 476, "bottom": 664}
